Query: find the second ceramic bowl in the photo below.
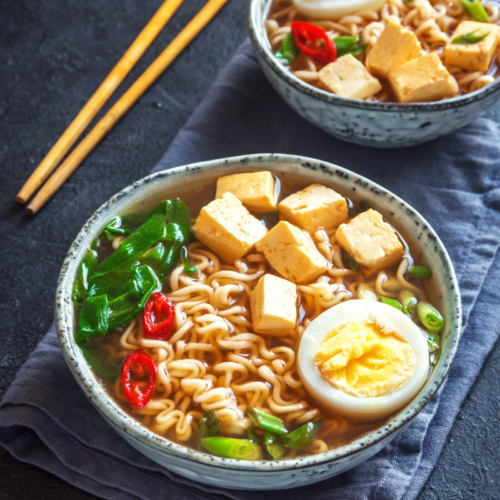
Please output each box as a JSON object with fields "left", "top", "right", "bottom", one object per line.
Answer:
{"left": 246, "top": 0, "right": 500, "bottom": 148}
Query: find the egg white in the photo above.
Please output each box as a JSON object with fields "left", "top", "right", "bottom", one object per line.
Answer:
{"left": 291, "top": 0, "right": 386, "bottom": 20}
{"left": 298, "top": 300, "right": 430, "bottom": 422}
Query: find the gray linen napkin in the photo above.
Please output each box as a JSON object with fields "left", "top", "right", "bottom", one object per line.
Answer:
{"left": 2, "top": 40, "right": 500, "bottom": 500}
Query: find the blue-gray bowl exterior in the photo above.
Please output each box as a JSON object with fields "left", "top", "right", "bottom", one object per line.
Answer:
{"left": 55, "top": 154, "right": 462, "bottom": 490}
{"left": 246, "top": 0, "right": 500, "bottom": 148}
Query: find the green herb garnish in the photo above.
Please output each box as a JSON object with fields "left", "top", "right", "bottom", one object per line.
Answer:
{"left": 333, "top": 36, "right": 368, "bottom": 58}
{"left": 275, "top": 32, "right": 299, "bottom": 66}
{"left": 342, "top": 249, "right": 359, "bottom": 273}
{"left": 460, "top": 0, "right": 489, "bottom": 22}
{"left": 452, "top": 29, "right": 489, "bottom": 45}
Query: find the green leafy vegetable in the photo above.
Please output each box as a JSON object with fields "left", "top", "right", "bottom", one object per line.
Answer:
{"left": 399, "top": 290, "right": 418, "bottom": 318}
{"left": 275, "top": 32, "right": 299, "bottom": 65}
{"left": 247, "top": 408, "right": 288, "bottom": 436}
{"left": 107, "top": 265, "right": 161, "bottom": 331}
{"left": 283, "top": 419, "right": 323, "bottom": 449}
{"left": 73, "top": 249, "right": 99, "bottom": 304}
{"left": 380, "top": 296, "right": 403, "bottom": 312}
{"left": 460, "top": 0, "right": 489, "bottom": 22}
{"left": 201, "top": 438, "right": 263, "bottom": 460}
{"left": 263, "top": 430, "right": 287, "bottom": 460}
{"left": 342, "top": 249, "right": 359, "bottom": 273}
{"left": 452, "top": 28, "right": 489, "bottom": 44}
{"left": 333, "top": 36, "right": 368, "bottom": 58}
{"left": 181, "top": 246, "right": 198, "bottom": 277}
{"left": 77, "top": 295, "right": 109, "bottom": 343}
{"left": 79, "top": 344, "right": 123, "bottom": 379}
{"left": 406, "top": 266, "right": 432, "bottom": 279}
{"left": 417, "top": 302, "right": 445, "bottom": 334}
{"left": 195, "top": 410, "right": 221, "bottom": 447}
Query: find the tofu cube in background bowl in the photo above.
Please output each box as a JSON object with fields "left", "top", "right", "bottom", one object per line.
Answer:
{"left": 388, "top": 53, "right": 459, "bottom": 104}
{"left": 246, "top": 0, "right": 500, "bottom": 147}
{"left": 365, "top": 20, "right": 421, "bottom": 79}
{"left": 445, "top": 21, "right": 500, "bottom": 72}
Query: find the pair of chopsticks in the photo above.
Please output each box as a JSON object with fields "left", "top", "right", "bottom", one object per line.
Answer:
{"left": 17, "top": 0, "right": 230, "bottom": 214}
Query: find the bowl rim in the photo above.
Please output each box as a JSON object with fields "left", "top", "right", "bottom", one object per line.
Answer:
{"left": 245, "top": 0, "right": 500, "bottom": 112}
{"left": 55, "top": 153, "right": 462, "bottom": 472}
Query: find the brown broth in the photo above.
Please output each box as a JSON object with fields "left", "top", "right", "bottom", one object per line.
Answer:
{"left": 79, "top": 173, "right": 439, "bottom": 458}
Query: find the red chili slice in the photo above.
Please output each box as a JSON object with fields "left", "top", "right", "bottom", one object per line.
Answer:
{"left": 143, "top": 292, "right": 176, "bottom": 341}
{"left": 291, "top": 21, "right": 337, "bottom": 66}
{"left": 121, "top": 350, "right": 157, "bottom": 409}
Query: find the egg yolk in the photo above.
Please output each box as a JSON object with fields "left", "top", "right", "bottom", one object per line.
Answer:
{"left": 315, "top": 319, "right": 417, "bottom": 398}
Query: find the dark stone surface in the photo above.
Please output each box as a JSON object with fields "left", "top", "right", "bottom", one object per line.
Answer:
{"left": 0, "top": 0, "right": 499, "bottom": 498}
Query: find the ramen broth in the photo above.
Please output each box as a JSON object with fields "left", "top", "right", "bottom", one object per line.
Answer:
{"left": 75, "top": 172, "right": 440, "bottom": 459}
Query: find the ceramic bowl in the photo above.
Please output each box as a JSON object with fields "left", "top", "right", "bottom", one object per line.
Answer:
{"left": 246, "top": 0, "right": 500, "bottom": 148}
{"left": 55, "top": 154, "right": 461, "bottom": 490}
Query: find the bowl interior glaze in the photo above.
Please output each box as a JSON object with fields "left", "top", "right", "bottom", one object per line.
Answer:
{"left": 55, "top": 154, "right": 462, "bottom": 476}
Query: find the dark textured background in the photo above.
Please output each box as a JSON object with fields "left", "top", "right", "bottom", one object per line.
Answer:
{"left": 1, "top": 0, "right": 499, "bottom": 498}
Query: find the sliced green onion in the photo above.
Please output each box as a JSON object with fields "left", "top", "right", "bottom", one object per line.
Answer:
{"left": 181, "top": 246, "right": 198, "bottom": 277}
{"left": 380, "top": 296, "right": 403, "bottom": 312}
{"left": 420, "top": 328, "right": 441, "bottom": 365}
{"left": 452, "top": 28, "right": 489, "bottom": 45}
{"left": 342, "top": 249, "right": 359, "bottom": 273}
{"left": 247, "top": 408, "right": 288, "bottom": 436}
{"left": 417, "top": 302, "right": 445, "bottom": 334}
{"left": 275, "top": 32, "right": 299, "bottom": 66}
{"left": 399, "top": 290, "right": 418, "bottom": 318}
{"left": 284, "top": 419, "right": 323, "bottom": 450}
{"left": 201, "top": 438, "right": 263, "bottom": 461}
{"left": 460, "top": 0, "right": 489, "bottom": 22}
{"left": 406, "top": 266, "right": 432, "bottom": 279}
{"left": 357, "top": 283, "right": 378, "bottom": 301}
{"left": 333, "top": 36, "right": 368, "bottom": 58}
{"left": 247, "top": 427, "right": 261, "bottom": 446}
{"left": 263, "top": 430, "right": 287, "bottom": 460}
{"left": 195, "top": 410, "right": 221, "bottom": 447}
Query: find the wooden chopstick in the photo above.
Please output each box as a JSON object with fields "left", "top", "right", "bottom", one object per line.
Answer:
{"left": 27, "top": 0, "right": 230, "bottom": 215}
{"left": 16, "top": 0, "right": 184, "bottom": 205}
{"left": 27, "top": 0, "right": 230, "bottom": 216}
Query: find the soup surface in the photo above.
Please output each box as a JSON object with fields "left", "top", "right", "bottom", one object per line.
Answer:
{"left": 73, "top": 172, "right": 442, "bottom": 461}
{"left": 265, "top": 0, "right": 500, "bottom": 103}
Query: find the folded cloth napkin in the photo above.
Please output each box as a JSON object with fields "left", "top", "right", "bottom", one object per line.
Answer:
{"left": 2, "top": 40, "right": 500, "bottom": 500}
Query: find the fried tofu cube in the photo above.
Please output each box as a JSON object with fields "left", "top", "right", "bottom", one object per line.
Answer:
{"left": 192, "top": 192, "right": 267, "bottom": 263}
{"left": 335, "top": 209, "right": 404, "bottom": 275}
{"left": 256, "top": 221, "right": 328, "bottom": 284}
{"left": 388, "top": 53, "right": 459, "bottom": 103}
{"left": 318, "top": 54, "right": 382, "bottom": 100}
{"left": 279, "top": 184, "right": 348, "bottom": 233}
{"left": 216, "top": 171, "right": 277, "bottom": 212}
{"left": 366, "top": 20, "right": 421, "bottom": 78}
{"left": 251, "top": 274, "right": 297, "bottom": 336}
{"left": 444, "top": 21, "right": 500, "bottom": 72}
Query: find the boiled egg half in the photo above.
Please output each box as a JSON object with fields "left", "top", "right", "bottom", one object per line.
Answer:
{"left": 292, "top": 0, "right": 386, "bottom": 20}
{"left": 298, "top": 300, "right": 429, "bottom": 422}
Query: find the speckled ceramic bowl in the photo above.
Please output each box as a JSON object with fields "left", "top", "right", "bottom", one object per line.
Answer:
{"left": 246, "top": 0, "right": 500, "bottom": 148}
{"left": 55, "top": 154, "right": 461, "bottom": 490}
